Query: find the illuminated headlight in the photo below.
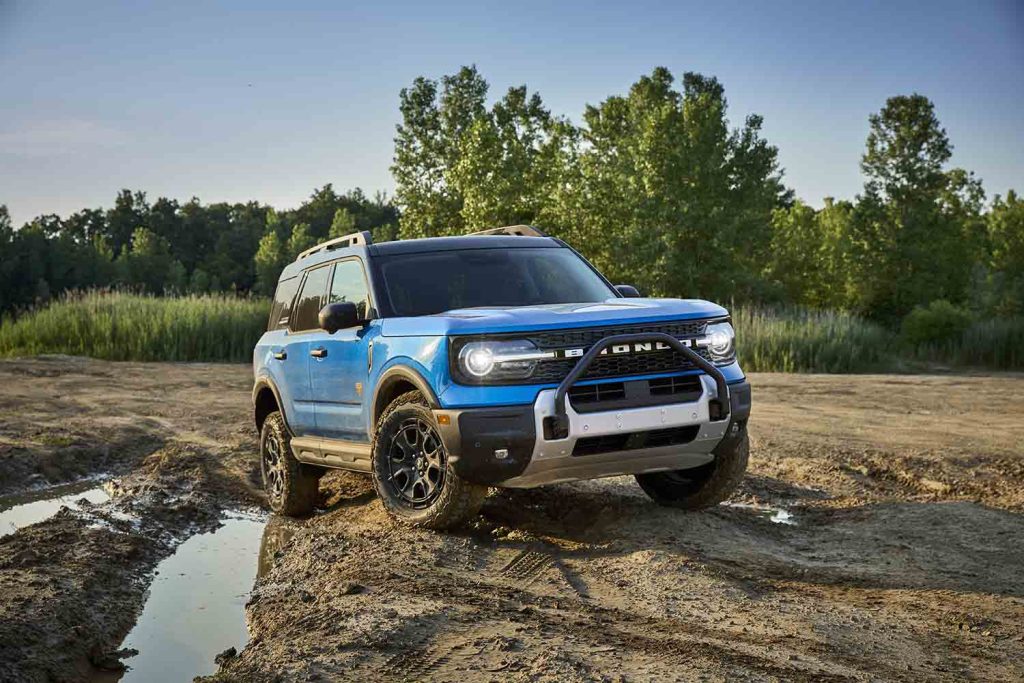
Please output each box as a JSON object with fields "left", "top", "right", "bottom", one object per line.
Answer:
{"left": 456, "top": 340, "right": 545, "bottom": 381}
{"left": 705, "top": 321, "right": 736, "bottom": 363}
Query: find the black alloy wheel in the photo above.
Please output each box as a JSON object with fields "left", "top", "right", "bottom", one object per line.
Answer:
{"left": 386, "top": 416, "right": 446, "bottom": 508}
{"left": 262, "top": 428, "right": 287, "bottom": 507}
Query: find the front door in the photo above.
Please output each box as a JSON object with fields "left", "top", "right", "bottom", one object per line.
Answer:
{"left": 282, "top": 264, "right": 332, "bottom": 435}
{"left": 309, "top": 258, "right": 374, "bottom": 441}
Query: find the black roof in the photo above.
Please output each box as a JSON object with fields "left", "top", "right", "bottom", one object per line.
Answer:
{"left": 367, "top": 235, "right": 560, "bottom": 256}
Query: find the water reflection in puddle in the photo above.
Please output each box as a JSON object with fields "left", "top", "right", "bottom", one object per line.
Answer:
{"left": 0, "top": 480, "right": 111, "bottom": 537}
{"left": 108, "top": 511, "right": 268, "bottom": 682}
{"left": 724, "top": 502, "right": 797, "bottom": 525}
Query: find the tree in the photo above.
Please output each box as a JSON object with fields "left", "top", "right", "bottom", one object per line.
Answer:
{"left": 393, "top": 66, "right": 488, "bottom": 237}
{"left": 766, "top": 198, "right": 854, "bottom": 309}
{"left": 862, "top": 95, "right": 950, "bottom": 202}
{"left": 451, "top": 85, "right": 559, "bottom": 229}
{"left": 983, "top": 190, "right": 1024, "bottom": 315}
{"left": 852, "top": 94, "right": 985, "bottom": 319}
{"left": 286, "top": 222, "right": 315, "bottom": 260}
{"left": 106, "top": 190, "right": 150, "bottom": 257}
{"left": 562, "top": 68, "right": 787, "bottom": 300}
{"left": 120, "top": 227, "right": 180, "bottom": 293}
{"left": 329, "top": 207, "right": 356, "bottom": 238}
{"left": 254, "top": 230, "right": 286, "bottom": 296}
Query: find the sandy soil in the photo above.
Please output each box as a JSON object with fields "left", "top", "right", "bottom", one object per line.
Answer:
{"left": 0, "top": 357, "right": 1021, "bottom": 682}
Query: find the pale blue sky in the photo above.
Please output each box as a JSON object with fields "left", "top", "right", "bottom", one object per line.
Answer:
{"left": 1, "top": 0, "right": 1021, "bottom": 226}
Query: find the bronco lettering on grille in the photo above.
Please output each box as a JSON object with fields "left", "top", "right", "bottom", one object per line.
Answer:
{"left": 553, "top": 338, "right": 708, "bottom": 359}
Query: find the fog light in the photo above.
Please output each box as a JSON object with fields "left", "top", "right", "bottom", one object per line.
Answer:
{"left": 494, "top": 448, "right": 509, "bottom": 459}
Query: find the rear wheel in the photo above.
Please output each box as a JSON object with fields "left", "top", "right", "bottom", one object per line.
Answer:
{"left": 372, "top": 391, "right": 486, "bottom": 529}
{"left": 635, "top": 430, "right": 749, "bottom": 509}
{"left": 260, "top": 411, "right": 321, "bottom": 516}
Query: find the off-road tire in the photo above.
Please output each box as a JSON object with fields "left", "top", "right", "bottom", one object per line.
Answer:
{"left": 260, "top": 411, "right": 321, "bottom": 516}
{"left": 372, "top": 391, "right": 487, "bottom": 530}
{"left": 635, "top": 430, "right": 749, "bottom": 509}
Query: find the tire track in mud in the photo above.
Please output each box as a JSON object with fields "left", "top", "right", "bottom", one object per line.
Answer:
{"left": 499, "top": 548, "right": 553, "bottom": 586}
{"left": 380, "top": 635, "right": 480, "bottom": 680}
{"left": 412, "top": 529, "right": 872, "bottom": 680}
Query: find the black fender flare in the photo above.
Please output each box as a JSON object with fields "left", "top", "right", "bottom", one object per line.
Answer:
{"left": 252, "top": 376, "right": 293, "bottom": 436}
{"left": 371, "top": 365, "right": 442, "bottom": 435}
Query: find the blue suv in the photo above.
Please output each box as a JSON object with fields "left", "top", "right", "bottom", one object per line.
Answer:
{"left": 252, "top": 226, "right": 751, "bottom": 529}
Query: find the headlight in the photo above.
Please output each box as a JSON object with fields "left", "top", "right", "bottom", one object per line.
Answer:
{"left": 705, "top": 321, "right": 735, "bottom": 363}
{"left": 455, "top": 339, "right": 545, "bottom": 382}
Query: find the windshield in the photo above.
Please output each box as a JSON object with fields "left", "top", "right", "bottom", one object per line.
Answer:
{"left": 376, "top": 247, "right": 616, "bottom": 316}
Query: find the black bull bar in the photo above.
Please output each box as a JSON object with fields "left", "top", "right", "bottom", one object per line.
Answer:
{"left": 546, "top": 332, "right": 731, "bottom": 439}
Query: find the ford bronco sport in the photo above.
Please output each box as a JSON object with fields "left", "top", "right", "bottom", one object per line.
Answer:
{"left": 252, "top": 226, "right": 751, "bottom": 529}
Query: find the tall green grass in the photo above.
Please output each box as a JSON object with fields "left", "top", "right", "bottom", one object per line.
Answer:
{"left": 0, "top": 292, "right": 1019, "bottom": 371}
{"left": 731, "top": 306, "right": 898, "bottom": 373}
{"left": 0, "top": 291, "right": 267, "bottom": 362}
{"left": 909, "top": 317, "right": 1024, "bottom": 370}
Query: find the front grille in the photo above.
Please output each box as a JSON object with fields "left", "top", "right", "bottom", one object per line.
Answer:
{"left": 568, "top": 382, "right": 626, "bottom": 405}
{"left": 525, "top": 320, "right": 712, "bottom": 384}
{"left": 572, "top": 425, "right": 700, "bottom": 456}
{"left": 568, "top": 375, "right": 704, "bottom": 413}
{"left": 649, "top": 375, "right": 703, "bottom": 400}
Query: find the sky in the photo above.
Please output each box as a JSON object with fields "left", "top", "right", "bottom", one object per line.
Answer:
{"left": 1, "top": 0, "right": 1022, "bottom": 227}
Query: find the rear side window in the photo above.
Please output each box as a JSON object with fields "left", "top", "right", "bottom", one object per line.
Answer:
{"left": 290, "top": 266, "right": 331, "bottom": 331}
{"left": 268, "top": 277, "right": 299, "bottom": 331}
{"left": 328, "top": 259, "right": 371, "bottom": 318}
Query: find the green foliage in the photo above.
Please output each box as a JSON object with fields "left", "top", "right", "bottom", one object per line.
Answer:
{"left": 950, "top": 318, "right": 1024, "bottom": 369}
{"left": 329, "top": 208, "right": 356, "bottom": 238}
{"left": 392, "top": 66, "right": 789, "bottom": 303}
{"left": 0, "top": 291, "right": 267, "bottom": 362}
{"left": 732, "top": 305, "right": 897, "bottom": 373}
{"left": 0, "top": 187, "right": 398, "bottom": 315}
{"left": 2, "top": 70, "right": 1021, "bottom": 373}
{"left": 981, "top": 191, "right": 1024, "bottom": 315}
{"left": 900, "top": 299, "right": 973, "bottom": 347}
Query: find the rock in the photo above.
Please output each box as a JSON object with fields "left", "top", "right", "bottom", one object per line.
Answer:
{"left": 215, "top": 647, "right": 237, "bottom": 666}
{"left": 88, "top": 645, "right": 137, "bottom": 672}
{"left": 340, "top": 581, "right": 365, "bottom": 595}
{"left": 299, "top": 591, "right": 315, "bottom": 603}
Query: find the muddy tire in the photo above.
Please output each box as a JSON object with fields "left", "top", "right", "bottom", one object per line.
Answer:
{"left": 260, "top": 411, "right": 320, "bottom": 516}
{"left": 372, "top": 391, "right": 486, "bottom": 530}
{"left": 635, "top": 430, "right": 749, "bottom": 510}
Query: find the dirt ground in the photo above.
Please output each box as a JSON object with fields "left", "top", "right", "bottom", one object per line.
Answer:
{"left": 0, "top": 357, "right": 1022, "bottom": 682}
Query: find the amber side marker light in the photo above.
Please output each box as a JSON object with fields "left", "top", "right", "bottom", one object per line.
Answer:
{"left": 436, "top": 414, "right": 451, "bottom": 426}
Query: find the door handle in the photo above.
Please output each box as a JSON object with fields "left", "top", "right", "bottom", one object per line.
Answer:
{"left": 310, "top": 347, "right": 328, "bottom": 359}
{"left": 272, "top": 350, "right": 287, "bottom": 360}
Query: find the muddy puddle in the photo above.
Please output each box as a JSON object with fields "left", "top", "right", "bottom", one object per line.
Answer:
{"left": 723, "top": 501, "right": 797, "bottom": 525}
{"left": 0, "top": 479, "right": 112, "bottom": 536}
{"left": 94, "top": 511, "right": 269, "bottom": 682}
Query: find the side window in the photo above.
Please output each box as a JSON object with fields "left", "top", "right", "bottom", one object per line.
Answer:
{"left": 290, "top": 266, "right": 331, "bottom": 332}
{"left": 267, "top": 277, "right": 299, "bottom": 331}
{"left": 328, "top": 260, "right": 371, "bottom": 317}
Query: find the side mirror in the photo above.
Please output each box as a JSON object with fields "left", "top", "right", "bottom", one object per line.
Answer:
{"left": 318, "top": 302, "right": 364, "bottom": 333}
{"left": 615, "top": 284, "right": 641, "bottom": 298}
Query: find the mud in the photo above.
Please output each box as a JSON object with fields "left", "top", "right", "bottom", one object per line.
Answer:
{"left": 0, "top": 358, "right": 1021, "bottom": 681}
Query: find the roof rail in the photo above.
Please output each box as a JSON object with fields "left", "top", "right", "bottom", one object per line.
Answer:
{"left": 467, "top": 224, "right": 547, "bottom": 238}
{"left": 296, "top": 230, "right": 373, "bottom": 261}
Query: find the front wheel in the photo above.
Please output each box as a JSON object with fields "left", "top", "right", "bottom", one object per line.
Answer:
{"left": 635, "top": 430, "right": 749, "bottom": 509}
{"left": 371, "top": 391, "right": 486, "bottom": 530}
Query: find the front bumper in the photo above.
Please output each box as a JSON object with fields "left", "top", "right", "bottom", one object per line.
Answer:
{"left": 436, "top": 377, "right": 751, "bottom": 488}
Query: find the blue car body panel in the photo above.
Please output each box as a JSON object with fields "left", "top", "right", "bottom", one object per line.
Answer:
{"left": 253, "top": 241, "right": 747, "bottom": 445}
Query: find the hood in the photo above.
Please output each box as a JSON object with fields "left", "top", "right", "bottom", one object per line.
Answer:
{"left": 380, "top": 298, "right": 728, "bottom": 337}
